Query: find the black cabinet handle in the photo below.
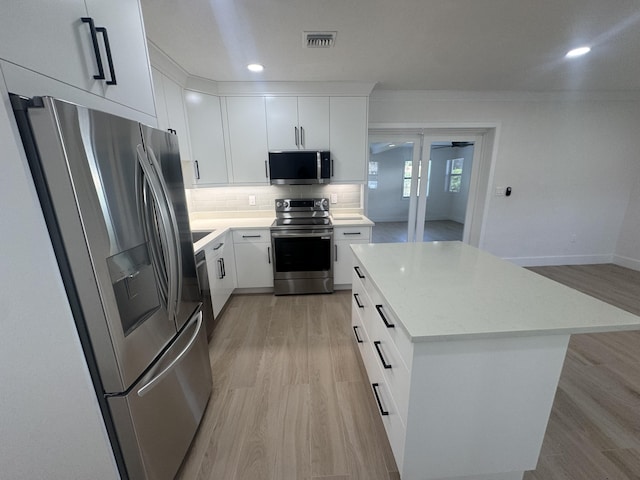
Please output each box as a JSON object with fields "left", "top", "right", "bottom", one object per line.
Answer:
{"left": 221, "top": 258, "right": 226, "bottom": 278}
{"left": 194, "top": 160, "right": 200, "bottom": 179}
{"left": 334, "top": 244, "right": 337, "bottom": 262}
{"left": 331, "top": 159, "right": 334, "bottom": 177}
{"left": 354, "top": 266, "right": 365, "bottom": 279}
{"left": 264, "top": 160, "right": 268, "bottom": 178}
{"left": 81, "top": 17, "right": 105, "bottom": 80}
{"left": 375, "top": 304, "right": 395, "bottom": 328}
{"left": 343, "top": 232, "right": 362, "bottom": 236}
{"left": 374, "top": 341, "right": 392, "bottom": 369}
{"left": 242, "top": 235, "right": 262, "bottom": 238}
{"left": 372, "top": 383, "right": 389, "bottom": 416}
{"left": 353, "top": 326, "right": 363, "bottom": 343}
{"left": 267, "top": 246, "right": 271, "bottom": 264}
{"left": 353, "top": 293, "right": 364, "bottom": 309}
{"left": 95, "top": 26, "right": 117, "bottom": 85}
{"left": 217, "top": 258, "right": 224, "bottom": 279}
{"left": 168, "top": 128, "right": 177, "bottom": 134}
{"left": 212, "top": 242, "right": 224, "bottom": 251}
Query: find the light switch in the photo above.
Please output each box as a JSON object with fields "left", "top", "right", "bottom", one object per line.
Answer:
{"left": 330, "top": 193, "right": 338, "bottom": 204}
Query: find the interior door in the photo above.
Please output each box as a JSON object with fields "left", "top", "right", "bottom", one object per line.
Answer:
{"left": 366, "top": 134, "right": 422, "bottom": 242}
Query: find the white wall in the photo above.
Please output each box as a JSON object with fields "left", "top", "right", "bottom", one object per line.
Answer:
{"left": 370, "top": 91, "right": 640, "bottom": 265}
{"left": 0, "top": 78, "right": 119, "bottom": 479}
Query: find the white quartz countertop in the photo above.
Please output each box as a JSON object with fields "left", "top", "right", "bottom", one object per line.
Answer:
{"left": 351, "top": 242, "right": 640, "bottom": 342}
{"left": 191, "top": 214, "right": 374, "bottom": 253}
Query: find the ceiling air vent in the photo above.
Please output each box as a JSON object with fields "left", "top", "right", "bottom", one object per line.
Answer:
{"left": 304, "top": 32, "right": 336, "bottom": 48}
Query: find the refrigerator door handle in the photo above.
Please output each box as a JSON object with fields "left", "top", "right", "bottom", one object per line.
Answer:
{"left": 137, "top": 311, "right": 203, "bottom": 397}
{"left": 136, "top": 145, "right": 178, "bottom": 321}
{"left": 147, "top": 146, "right": 183, "bottom": 318}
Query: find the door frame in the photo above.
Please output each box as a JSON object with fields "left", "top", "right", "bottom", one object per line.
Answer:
{"left": 368, "top": 123, "right": 500, "bottom": 248}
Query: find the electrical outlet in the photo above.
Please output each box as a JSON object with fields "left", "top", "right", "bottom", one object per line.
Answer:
{"left": 249, "top": 194, "right": 256, "bottom": 206}
{"left": 330, "top": 193, "right": 338, "bottom": 204}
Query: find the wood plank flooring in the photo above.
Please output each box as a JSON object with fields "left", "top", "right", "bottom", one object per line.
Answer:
{"left": 178, "top": 264, "right": 640, "bottom": 480}
{"left": 371, "top": 220, "right": 463, "bottom": 243}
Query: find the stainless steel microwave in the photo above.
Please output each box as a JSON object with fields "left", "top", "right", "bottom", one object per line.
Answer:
{"left": 268, "top": 151, "right": 331, "bottom": 185}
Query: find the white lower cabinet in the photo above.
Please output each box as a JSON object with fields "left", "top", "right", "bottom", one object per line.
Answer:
{"left": 205, "top": 233, "right": 236, "bottom": 317}
{"left": 334, "top": 226, "right": 371, "bottom": 285}
{"left": 233, "top": 229, "right": 273, "bottom": 288}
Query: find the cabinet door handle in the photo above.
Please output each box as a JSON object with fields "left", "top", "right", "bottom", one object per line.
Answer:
{"left": 81, "top": 17, "right": 105, "bottom": 80}
{"left": 242, "top": 235, "right": 261, "bottom": 238}
{"left": 353, "top": 326, "right": 363, "bottom": 343}
{"left": 343, "top": 232, "right": 362, "bottom": 236}
{"left": 354, "top": 266, "right": 365, "bottom": 279}
{"left": 168, "top": 128, "right": 177, "bottom": 135}
{"left": 374, "top": 341, "right": 392, "bottom": 369}
{"left": 95, "top": 26, "right": 117, "bottom": 85}
{"left": 194, "top": 160, "right": 200, "bottom": 180}
{"left": 212, "top": 242, "right": 224, "bottom": 251}
{"left": 331, "top": 159, "right": 334, "bottom": 177}
{"left": 300, "top": 126, "right": 305, "bottom": 148}
{"left": 294, "top": 126, "right": 299, "bottom": 146}
{"left": 353, "top": 293, "right": 364, "bottom": 309}
{"left": 372, "top": 383, "right": 389, "bottom": 416}
{"left": 334, "top": 244, "right": 337, "bottom": 262}
{"left": 221, "top": 258, "right": 226, "bottom": 278}
{"left": 217, "top": 258, "right": 224, "bottom": 279}
{"left": 267, "top": 246, "right": 271, "bottom": 264}
{"left": 264, "top": 160, "right": 268, "bottom": 178}
{"left": 375, "top": 304, "right": 395, "bottom": 328}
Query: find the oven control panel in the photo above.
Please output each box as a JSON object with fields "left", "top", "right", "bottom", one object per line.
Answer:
{"left": 275, "top": 198, "right": 329, "bottom": 213}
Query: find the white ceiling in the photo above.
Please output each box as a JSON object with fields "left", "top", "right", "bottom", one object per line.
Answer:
{"left": 140, "top": 0, "right": 640, "bottom": 92}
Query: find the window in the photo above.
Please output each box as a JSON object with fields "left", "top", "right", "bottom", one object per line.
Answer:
{"left": 445, "top": 158, "right": 463, "bottom": 193}
{"left": 402, "top": 160, "right": 428, "bottom": 198}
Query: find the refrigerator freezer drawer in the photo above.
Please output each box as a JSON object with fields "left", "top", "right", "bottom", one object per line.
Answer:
{"left": 108, "top": 309, "right": 212, "bottom": 480}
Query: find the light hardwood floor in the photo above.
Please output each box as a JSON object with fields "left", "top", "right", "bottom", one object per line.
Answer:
{"left": 178, "top": 264, "right": 640, "bottom": 480}
{"left": 372, "top": 220, "right": 463, "bottom": 243}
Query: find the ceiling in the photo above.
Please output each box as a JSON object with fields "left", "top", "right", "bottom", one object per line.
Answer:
{"left": 140, "top": 0, "right": 640, "bottom": 92}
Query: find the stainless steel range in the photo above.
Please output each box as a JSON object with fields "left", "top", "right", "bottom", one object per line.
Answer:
{"left": 271, "top": 198, "right": 334, "bottom": 295}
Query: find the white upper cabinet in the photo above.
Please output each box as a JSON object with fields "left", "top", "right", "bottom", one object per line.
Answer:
{"left": 0, "top": 0, "right": 155, "bottom": 117}
{"left": 185, "top": 91, "right": 228, "bottom": 185}
{"left": 161, "top": 77, "right": 191, "bottom": 160}
{"left": 330, "top": 97, "right": 368, "bottom": 183}
{"left": 266, "top": 96, "right": 329, "bottom": 151}
{"left": 151, "top": 68, "right": 169, "bottom": 130}
{"left": 224, "top": 97, "right": 269, "bottom": 184}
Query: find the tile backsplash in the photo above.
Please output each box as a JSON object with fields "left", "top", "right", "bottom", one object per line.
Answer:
{"left": 186, "top": 184, "right": 362, "bottom": 218}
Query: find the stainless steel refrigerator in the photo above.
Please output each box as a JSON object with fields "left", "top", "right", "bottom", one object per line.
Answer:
{"left": 11, "top": 95, "right": 212, "bottom": 480}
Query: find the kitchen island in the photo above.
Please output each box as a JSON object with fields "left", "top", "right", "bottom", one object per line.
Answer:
{"left": 350, "top": 242, "right": 640, "bottom": 480}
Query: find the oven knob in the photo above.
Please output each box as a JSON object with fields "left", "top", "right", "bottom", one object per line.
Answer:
{"left": 276, "top": 201, "right": 283, "bottom": 208}
{"left": 283, "top": 201, "right": 289, "bottom": 208}
{"left": 322, "top": 199, "right": 328, "bottom": 208}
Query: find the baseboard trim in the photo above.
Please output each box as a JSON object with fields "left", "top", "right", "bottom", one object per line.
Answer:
{"left": 612, "top": 255, "right": 640, "bottom": 272}
{"left": 503, "top": 254, "right": 613, "bottom": 267}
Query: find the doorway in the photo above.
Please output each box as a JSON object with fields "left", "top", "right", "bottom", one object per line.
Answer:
{"left": 366, "top": 129, "right": 493, "bottom": 247}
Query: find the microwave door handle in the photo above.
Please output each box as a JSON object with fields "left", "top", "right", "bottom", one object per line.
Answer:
{"left": 317, "top": 151, "right": 321, "bottom": 182}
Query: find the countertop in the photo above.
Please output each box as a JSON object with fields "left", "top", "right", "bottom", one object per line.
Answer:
{"left": 192, "top": 214, "right": 374, "bottom": 253}
{"left": 351, "top": 241, "right": 640, "bottom": 342}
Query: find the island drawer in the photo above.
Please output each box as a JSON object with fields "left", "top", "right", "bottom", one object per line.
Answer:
{"left": 358, "top": 329, "right": 407, "bottom": 468}
{"left": 366, "top": 286, "right": 414, "bottom": 372}
{"left": 352, "top": 259, "right": 371, "bottom": 293}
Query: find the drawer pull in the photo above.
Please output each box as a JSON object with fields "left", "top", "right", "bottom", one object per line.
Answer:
{"left": 354, "top": 266, "right": 365, "bottom": 279}
{"left": 242, "top": 235, "right": 262, "bottom": 238}
{"left": 374, "top": 341, "right": 392, "bottom": 369}
{"left": 375, "top": 304, "right": 395, "bottom": 328}
{"left": 343, "top": 232, "right": 362, "bottom": 236}
{"left": 353, "top": 326, "right": 363, "bottom": 343}
{"left": 353, "top": 293, "right": 364, "bottom": 309}
{"left": 372, "top": 383, "right": 389, "bottom": 416}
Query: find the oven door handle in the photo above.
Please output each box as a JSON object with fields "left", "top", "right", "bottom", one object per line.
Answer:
{"left": 270, "top": 230, "right": 333, "bottom": 239}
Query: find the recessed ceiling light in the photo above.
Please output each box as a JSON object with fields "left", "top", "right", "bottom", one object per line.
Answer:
{"left": 565, "top": 47, "right": 591, "bottom": 58}
{"left": 247, "top": 63, "right": 264, "bottom": 72}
